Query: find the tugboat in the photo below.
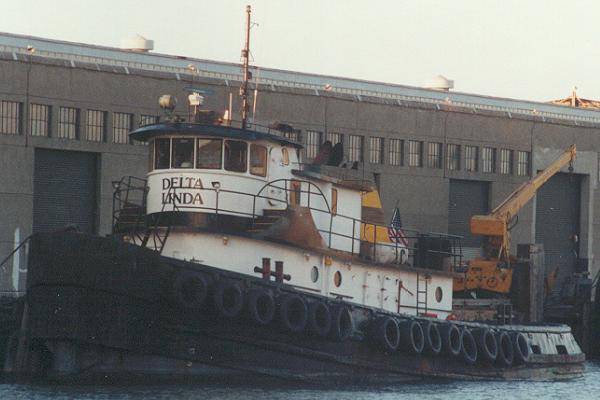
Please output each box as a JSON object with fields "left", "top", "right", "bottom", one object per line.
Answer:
{"left": 2, "top": 6, "right": 584, "bottom": 383}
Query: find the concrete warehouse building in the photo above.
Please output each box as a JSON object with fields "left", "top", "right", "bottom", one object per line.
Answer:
{"left": 1, "top": 32, "right": 599, "bottom": 308}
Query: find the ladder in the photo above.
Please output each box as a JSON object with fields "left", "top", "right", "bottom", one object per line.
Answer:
{"left": 416, "top": 273, "right": 429, "bottom": 316}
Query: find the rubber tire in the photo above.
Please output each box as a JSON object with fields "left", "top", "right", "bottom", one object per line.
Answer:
{"left": 461, "top": 328, "right": 478, "bottom": 365}
{"left": 422, "top": 321, "right": 442, "bottom": 355}
{"left": 399, "top": 320, "right": 424, "bottom": 354}
{"left": 279, "top": 294, "right": 308, "bottom": 333}
{"left": 372, "top": 316, "right": 400, "bottom": 352}
{"left": 512, "top": 332, "right": 531, "bottom": 365}
{"left": 308, "top": 301, "right": 332, "bottom": 337}
{"left": 173, "top": 271, "right": 209, "bottom": 309}
{"left": 213, "top": 280, "right": 244, "bottom": 318}
{"left": 495, "top": 331, "right": 514, "bottom": 367}
{"left": 247, "top": 288, "right": 275, "bottom": 326}
{"left": 439, "top": 323, "right": 462, "bottom": 357}
{"left": 330, "top": 305, "right": 353, "bottom": 342}
{"left": 474, "top": 328, "right": 498, "bottom": 363}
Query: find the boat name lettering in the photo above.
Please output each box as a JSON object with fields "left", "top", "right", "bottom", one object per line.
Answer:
{"left": 161, "top": 177, "right": 204, "bottom": 205}
{"left": 162, "top": 177, "right": 205, "bottom": 190}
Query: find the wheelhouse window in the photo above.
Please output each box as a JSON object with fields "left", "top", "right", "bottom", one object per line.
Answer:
{"left": 171, "top": 138, "right": 194, "bottom": 168}
{"left": 154, "top": 138, "right": 170, "bottom": 169}
{"left": 225, "top": 140, "right": 248, "bottom": 173}
{"left": 250, "top": 144, "right": 268, "bottom": 177}
{"left": 196, "top": 139, "right": 222, "bottom": 169}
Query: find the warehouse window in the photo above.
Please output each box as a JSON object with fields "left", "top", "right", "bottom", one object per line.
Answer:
{"left": 482, "top": 147, "right": 496, "bottom": 173}
{"left": 348, "top": 135, "right": 363, "bottom": 162}
{"left": 140, "top": 114, "right": 159, "bottom": 127}
{"left": 171, "top": 138, "right": 194, "bottom": 168}
{"left": 58, "top": 107, "right": 79, "bottom": 139}
{"left": 30, "top": 103, "right": 50, "bottom": 137}
{"left": 465, "top": 145, "right": 478, "bottom": 172}
{"left": 427, "top": 142, "right": 442, "bottom": 168}
{"left": 154, "top": 138, "right": 170, "bottom": 169}
{"left": 305, "top": 130, "right": 322, "bottom": 159}
{"left": 283, "top": 130, "right": 299, "bottom": 142}
{"left": 326, "top": 132, "right": 343, "bottom": 146}
{"left": 389, "top": 139, "right": 404, "bottom": 166}
{"left": 408, "top": 140, "right": 423, "bottom": 167}
{"left": 369, "top": 137, "right": 383, "bottom": 164}
{"left": 224, "top": 140, "right": 248, "bottom": 172}
{"left": 86, "top": 110, "right": 106, "bottom": 142}
{"left": 250, "top": 144, "right": 268, "bottom": 177}
{"left": 196, "top": 139, "right": 222, "bottom": 169}
{"left": 517, "top": 151, "right": 530, "bottom": 176}
{"left": 500, "top": 148, "right": 513, "bottom": 174}
{"left": 0, "top": 101, "right": 21, "bottom": 135}
{"left": 446, "top": 144, "right": 461, "bottom": 171}
{"left": 113, "top": 112, "right": 133, "bottom": 144}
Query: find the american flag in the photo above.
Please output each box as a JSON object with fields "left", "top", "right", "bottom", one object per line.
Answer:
{"left": 388, "top": 207, "right": 408, "bottom": 246}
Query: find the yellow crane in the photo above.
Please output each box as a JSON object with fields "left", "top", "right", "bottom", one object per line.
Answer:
{"left": 454, "top": 144, "right": 577, "bottom": 295}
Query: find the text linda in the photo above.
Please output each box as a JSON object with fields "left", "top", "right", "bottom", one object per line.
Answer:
{"left": 161, "top": 177, "right": 204, "bottom": 205}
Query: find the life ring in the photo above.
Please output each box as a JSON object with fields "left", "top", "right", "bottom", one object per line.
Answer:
{"left": 330, "top": 304, "right": 353, "bottom": 341}
{"left": 474, "top": 328, "right": 498, "bottom": 363}
{"left": 495, "top": 331, "right": 514, "bottom": 367}
{"left": 422, "top": 321, "right": 442, "bottom": 355}
{"left": 439, "top": 323, "right": 461, "bottom": 357}
{"left": 461, "top": 328, "right": 478, "bottom": 365}
{"left": 399, "top": 320, "right": 424, "bottom": 354}
{"left": 278, "top": 294, "right": 308, "bottom": 333}
{"left": 371, "top": 316, "right": 400, "bottom": 352}
{"left": 308, "top": 301, "right": 332, "bottom": 337}
{"left": 512, "top": 332, "right": 531, "bottom": 365}
{"left": 246, "top": 288, "right": 275, "bottom": 325}
{"left": 213, "top": 280, "right": 244, "bottom": 318}
{"left": 172, "top": 271, "right": 210, "bottom": 309}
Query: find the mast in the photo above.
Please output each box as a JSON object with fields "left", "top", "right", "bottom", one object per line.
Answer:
{"left": 240, "top": 5, "right": 251, "bottom": 130}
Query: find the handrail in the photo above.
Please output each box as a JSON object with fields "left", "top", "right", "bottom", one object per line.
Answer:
{"left": 147, "top": 178, "right": 463, "bottom": 266}
{"left": 0, "top": 236, "right": 31, "bottom": 274}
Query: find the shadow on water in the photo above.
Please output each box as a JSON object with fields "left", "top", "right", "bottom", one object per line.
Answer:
{"left": 1, "top": 361, "right": 599, "bottom": 400}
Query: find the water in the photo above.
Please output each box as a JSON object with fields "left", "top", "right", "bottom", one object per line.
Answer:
{"left": 1, "top": 361, "right": 599, "bottom": 400}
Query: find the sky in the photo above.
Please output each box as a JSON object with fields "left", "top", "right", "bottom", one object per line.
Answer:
{"left": 2, "top": 0, "right": 599, "bottom": 102}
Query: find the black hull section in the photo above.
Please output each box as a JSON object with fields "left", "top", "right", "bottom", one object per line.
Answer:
{"left": 5, "top": 233, "right": 585, "bottom": 383}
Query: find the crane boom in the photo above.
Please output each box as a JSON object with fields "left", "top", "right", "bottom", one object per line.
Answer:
{"left": 470, "top": 144, "right": 576, "bottom": 261}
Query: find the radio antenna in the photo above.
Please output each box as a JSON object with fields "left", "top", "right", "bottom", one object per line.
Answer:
{"left": 240, "top": 5, "right": 251, "bottom": 130}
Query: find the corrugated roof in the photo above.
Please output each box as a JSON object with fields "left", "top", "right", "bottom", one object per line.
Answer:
{"left": 2, "top": 31, "right": 600, "bottom": 124}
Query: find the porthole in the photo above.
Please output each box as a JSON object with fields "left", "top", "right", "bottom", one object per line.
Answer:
{"left": 435, "top": 286, "right": 443, "bottom": 303}
{"left": 334, "top": 271, "right": 342, "bottom": 287}
{"left": 311, "top": 266, "right": 319, "bottom": 283}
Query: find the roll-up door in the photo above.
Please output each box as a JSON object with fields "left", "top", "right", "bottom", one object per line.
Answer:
{"left": 535, "top": 173, "right": 581, "bottom": 295}
{"left": 33, "top": 149, "right": 98, "bottom": 234}
{"left": 448, "top": 179, "right": 489, "bottom": 260}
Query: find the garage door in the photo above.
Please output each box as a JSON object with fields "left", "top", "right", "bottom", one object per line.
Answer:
{"left": 33, "top": 149, "right": 98, "bottom": 234}
{"left": 535, "top": 173, "right": 581, "bottom": 295}
{"left": 448, "top": 179, "right": 489, "bottom": 260}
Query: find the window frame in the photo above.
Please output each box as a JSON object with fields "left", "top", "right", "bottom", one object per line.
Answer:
{"left": 369, "top": 136, "right": 384, "bottom": 164}
{"left": 427, "top": 142, "right": 442, "bottom": 169}
{"left": 250, "top": 143, "right": 268, "bottom": 177}
{"left": 482, "top": 146, "right": 496, "bottom": 173}
{"left": 465, "top": 145, "right": 478, "bottom": 172}
{"left": 0, "top": 101, "right": 21, "bottom": 135}
{"left": 446, "top": 143, "right": 461, "bottom": 171}
{"left": 408, "top": 140, "right": 423, "bottom": 167}
{"left": 171, "top": 137, "right": 195, "bottom": 169}
{"left": 224, "top": 139, "right": 248, "bottom": 173}
{"left": 29, "top": 103, "right": 50, "bottom": 137}
{"left": 196, "top": 138, "right": 223, "bottom": 170}
{"left": 389, "top": 138, "right": 404, "bottom": 166}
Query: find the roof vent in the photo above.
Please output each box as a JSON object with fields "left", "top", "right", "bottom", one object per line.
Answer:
{"left": 424, "top": 75, "right": 454, "bottom": 91}
{"left": 120, "top": 34, "right": 154, "bottom": 52}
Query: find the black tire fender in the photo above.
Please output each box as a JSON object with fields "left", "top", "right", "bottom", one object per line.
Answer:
{"left": 172, "top": 271, "right": 210, "bottom": 309}
{"left": 246, "top": 288, "right": 275, "bottom": 326}
{"left": 512, "top": 332, "right": 531, "bottom": 365}
{"left": 308, "top": 301, "right": 332, "bottom": 337}
{"left": 461, "top": 328, "right": 478, "bottom": 365}
{"left": 371, "top": 316, "right": 400, "bottom": 352}
{"left": 439, "top": 323, "right": 462, "bottom": 357}
{"left": 278, "top": 294, "right": 308, "bottom": 333}
{"left": 474, "top": 328, "right": 498, "bottom": 363}
{"left": 213, "top": 280, "right": 244, "bottom": 318}
{"left": 495, "top": 331, "right": 514, "bottom": 367}
{"left": 330, "top": 304, "right": 353, "bottom": 342}
{"left": 422, "top": 321, "right": 442, "bottom": 355}
{"left": 399, "top": 320, "right": 424, "bottom": 354}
